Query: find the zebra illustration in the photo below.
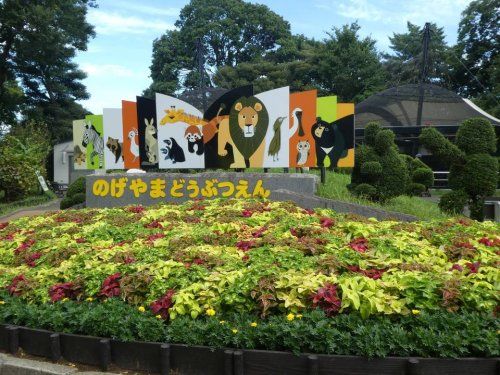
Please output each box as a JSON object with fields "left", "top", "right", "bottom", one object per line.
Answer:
{"left": 82, "top": 121, "right": 104, "bottom": 168}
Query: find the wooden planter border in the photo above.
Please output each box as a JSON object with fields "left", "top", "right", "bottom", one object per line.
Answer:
{"left": 0, "top": 324, "right": 497, "bottom": 375}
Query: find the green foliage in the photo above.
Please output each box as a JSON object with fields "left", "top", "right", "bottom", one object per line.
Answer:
{"left": 0, "top": 295, "right": 497, "bottom": 358}
{"left": 420, "top": 118, "right": 499, "bottom": 220}
{"left": 0, "top": 0, "right": 95, "bottom": 142}
{"left": 412, "top": 168, "right": 434, "bottom": 188}
{"left": 351, "top": 123, "right": 431, "bottom": 202}
{"left": 66, "top": 177, "right": 86, "bottom": 198}
{"left": 438, "top": 190, "right": 468, "bottom": 215}
{"left": 0, "top": 193, "right": 54, "bottom": 216}
{"left": 419, "top": 128, "right": 464, "bottom": 164}
{"left": 310, "top": 23, "right": 387, "bottom": 102}
{"left": 0, "top": 122, "right": 51, "bottom": 201}
{"left": 60, "top": 197, "right": 74, "bottom": 210}
{"left": 455, "top": 118, "right": 497, "bottom": 155}
{"left": 406, "top": 183, "right": 426, "bottom": 197}
{"left": 451, "top": 0, "right": 499, "bottom": 116}
{"left": 364, "top": 122, "right": 382, "bottom": 147}
{"left": 60, "top": 192, "right": 86, "bottom": 210}
{"left": 463, "top": 154, "right": 498, "bottom": 198}
{"left": 383, "top": 22, "right": 452, "bottom": 86}
{"left": 353, "top": 183, "right": 377, "bottom": 200}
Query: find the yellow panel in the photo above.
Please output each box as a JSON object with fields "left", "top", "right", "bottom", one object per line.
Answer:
{"left": 336, "top": 103, "right": 354, "bottom": 119}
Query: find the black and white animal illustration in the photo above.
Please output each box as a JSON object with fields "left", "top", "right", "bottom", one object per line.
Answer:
{"left": 106, "top": 137, "right": 123, "bottom": 163}
{"left": 290, "top": 107, "right": 305, "bottom": 137}
{"left": 144, "top": 118, "right": 158, "bottom": 163}
{"left": 296, "top": 140, "right": 310, "bottom": 166}
{"left": 184, "top": 125, "right": 204, "bottom": 155}
{"left": 128, "top": 129, "right": 140, "bottom": 162}
{"left": 161, "top": 137, "right": 185, "bottom": 163}
{"left": 82, "top": 121, "right": 104, "bottom": 168}
{"left": 268, "top": 116, "right": 286, "bottom": 162}
{"left": 311, "top": 117, "right": 347, "bottom": 168}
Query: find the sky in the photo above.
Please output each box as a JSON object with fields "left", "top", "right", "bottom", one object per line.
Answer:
{"left": 76, "top": 0, "right": 473, "bottom": 114}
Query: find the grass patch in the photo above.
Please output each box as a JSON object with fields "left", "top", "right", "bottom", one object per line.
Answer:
{"left": 0, "top": 192, "right": 57, "bottom": 217}
{"left": 313, "top": 170, "right": 450, "bottom": 220}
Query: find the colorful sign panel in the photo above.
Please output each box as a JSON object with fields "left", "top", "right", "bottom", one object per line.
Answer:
{"left": 103, "top": 108, "right": 124, "bottom": 169}
{"left": 137, "top": 96, "right": 158, "bottom": 170}
{"left": 122, "top": 100, "right": 140, "bottom": 169}
{"left": 72, "top": 86, "right": 355, "bottom": 171}
{"left": 83, "top": 114, "right": 104, "bottom": 170}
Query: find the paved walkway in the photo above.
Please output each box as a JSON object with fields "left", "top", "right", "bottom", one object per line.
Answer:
{"left": 0, "top": 199, "right": 61, "bottom": 223}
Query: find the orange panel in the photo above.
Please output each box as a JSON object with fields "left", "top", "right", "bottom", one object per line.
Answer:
{"left": 122, "top": 100, "right": 140, "bottom": 169}
{"left": 289, "top": 90, "right": 317, "bottom": 168}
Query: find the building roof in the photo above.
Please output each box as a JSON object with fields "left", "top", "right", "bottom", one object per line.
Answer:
{"left": 355, "top": 83, "right": 500, "bottom": 128}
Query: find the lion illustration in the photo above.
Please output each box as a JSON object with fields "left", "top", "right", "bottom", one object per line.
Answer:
{"left": 218, "top": 97, "right": 269, "bottom": 168}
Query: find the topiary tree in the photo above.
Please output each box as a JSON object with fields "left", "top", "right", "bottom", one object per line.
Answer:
{"left": 349, "top": 122, "right": 433, "bottom": 201}
{"left": 60, "top": 177, "right": 86, "bottom": 209}
{"left": 419, "top": 117, "right": 498, "bottom": 221}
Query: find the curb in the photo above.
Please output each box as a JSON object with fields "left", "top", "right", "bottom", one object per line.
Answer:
{"left": 0, "top": 353, "right": 113, "bottom": 375}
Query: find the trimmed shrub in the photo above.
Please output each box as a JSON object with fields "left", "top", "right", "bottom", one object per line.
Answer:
{"left": 412, "top": 168, "right": 434, "bottom": 188}
{"left": 66, "top": 177, "right": 86, "bottom": 198}
{"left": 60, "top": 197, "right": 74, "bottom": 210}
{"left": 438, "top": 190, "right": 468, "bottom": 214}
{"left": 364, "top": 122, "right": 382, "bottom": 147}
{"left": 377, "top": 150, "right": 409, "bottom": 200}
{"left": 374, "top": 130, "right": 395, "bottom": 154}
{"left": 419, "top": 118, "right": 499, "bottom": 221}
{"left": 406, "top": 183, "right": 426, "bottom": 197}
{"left": 71, "top": 193, "right": 86, "bottom": 206}
{"left": 455, "top": 118, "right": 496, "bottom": 155}
{"left": 354, "top": 183, "right": 377, "bottom": 200}
{"left": 360, "top": 161, "right": 382, "bottom": 181}
{"left": 462, "top": 154, "right": 498, "bottom": 198}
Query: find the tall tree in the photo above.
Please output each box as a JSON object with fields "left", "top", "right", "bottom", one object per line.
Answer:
{"left": 0, "top": 0, "right": 95, "bottom": 142}
{"left": 146, "top": 0, "right": 291, "bottom": 95}
{"left": 383, "top": 22, "right": 452, "bottom": 87}
{"left": 213, "top": 35, "right": 320, "bottom": 93}
{"left": 452, "top": 0, "right": 499, "bottom": 117}
{"left": 312, "top": 23, "right": 387, "bottom": 102}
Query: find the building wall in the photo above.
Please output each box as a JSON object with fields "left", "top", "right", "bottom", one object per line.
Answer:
{"left": 53, "top": 141, "right": 72, "bottom": 184}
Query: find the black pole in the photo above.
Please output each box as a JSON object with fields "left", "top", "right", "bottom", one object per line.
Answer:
{"left": 196, "top": 37, "right": 207, "bottom": 113}
{"left": 320, "top": 167, "right": 326, "bottom": 184}
{"left": 416, "top": 22, "right": 431, "bottom": 126}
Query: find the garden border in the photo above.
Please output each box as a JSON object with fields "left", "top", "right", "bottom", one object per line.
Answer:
{"left": 0, "top": 325, "right": 497, "bottom": 375}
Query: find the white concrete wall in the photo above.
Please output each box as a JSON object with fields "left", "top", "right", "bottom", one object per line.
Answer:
{"left": 53, "top": 141, "right": 73, "bottom": 184}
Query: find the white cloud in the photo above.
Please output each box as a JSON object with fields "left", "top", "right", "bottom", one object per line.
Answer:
{"left": 81, "top": 63, "right": 136, "bottom": 77}
{"left": 88, "top": 9, "right": 175, "bottom": 35}
{"left": 110, "top": 1, "right": 180, "bottom": 17}
{"left": 314, "top": 0, "right": 472, "bottom": 26}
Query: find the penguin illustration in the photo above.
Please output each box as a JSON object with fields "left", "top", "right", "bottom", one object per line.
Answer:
{"left": 161, "top": 137, "right": 186, "bottom": 163}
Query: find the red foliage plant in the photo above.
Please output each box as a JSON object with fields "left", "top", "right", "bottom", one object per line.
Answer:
{"left": 14, "top": 239, "right": 35, "bottom": 255}
{"left": 319, "top": 217, "right": 335, "bottom": 228}
{"left": 252, "top": 227, "right": 267, "bottom": 238}
{"left": 236, "top": 240, "right": 257, "bottom": 252}
{"left": 349, "top": 238, "right": 369, "bottom": 253}
{"left": 49, "top": 282, "right": 80, "bottom": 302}
{"left": 346, "top": 265, "right": 385, "bottom": 280}
{"left": 312, "top": 283, "right": 342, "bottom": 316}
{"left": 478, "top": 237, "right": 499, "bottom": 247}
{"left": 6, "top": 274, "right": 28, "bottom": 296}
{"left": 150, "top": 289, "right": 175, "bottom": 320}
{"left": 147, "top": 233, "right": 165, "bottom": 242}
{"left": 0, "top": 222, "right": 8, "bottom": 230}
{"left": 242, "top": 209, "right": 253, "bottom": 217}
{"left": 449, "top": 264, "right": 463, "bottom": 272}
{"left": 144, "top": 220, "right": 163, "bottom": 229}
{"left": 25, "top": 252, "right": 42, "bottom": 267}
{"left": 99, "top": 272, "right": 121, "bottom": 298}
{"left": 127, "top": 205, "right": 145, "bottom": 214}
{"left": 465, "top": 261, "right": 480, "bottom": 274}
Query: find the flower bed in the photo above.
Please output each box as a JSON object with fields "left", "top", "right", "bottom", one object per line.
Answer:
{"left": 0, "top": 199, "right": 498, "bottom": 359}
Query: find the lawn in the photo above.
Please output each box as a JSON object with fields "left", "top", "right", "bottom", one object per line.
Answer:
{"left": 0, "top": 192, "right": 57, "bottom": 217}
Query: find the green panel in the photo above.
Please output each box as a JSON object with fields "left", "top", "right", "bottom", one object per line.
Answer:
{"left": 316, "top": 96, "right": 337, "bottom": 122}
{"left": 85, "top": 114, "right": 104, "bottom": 169}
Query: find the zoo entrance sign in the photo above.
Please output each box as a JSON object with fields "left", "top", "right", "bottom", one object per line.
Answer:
{"left": 86, "top": 172, "right": 319, "bottom": 208}
{"left": 73, "top": 86, "right": 355, "bottom": 172}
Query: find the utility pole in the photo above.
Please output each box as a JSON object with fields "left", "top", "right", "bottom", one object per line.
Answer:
{"left": 195, "top": 37, "right": 207, "bottom": 112}
{"left": 416, "top": 22, "right": 431, "bottom": 126}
